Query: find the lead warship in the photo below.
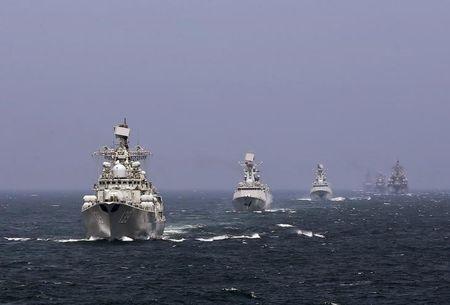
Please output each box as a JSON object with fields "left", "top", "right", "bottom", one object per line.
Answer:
{"left": 310, "top": 163, "right": 333, "bottom": 201}
{"left": 388, "top": 160, "right": 408, "bottom": 194}
{"left": 232, "top": 153, "right": 272, "bottom": 211}
{"left": 82, "top": 120, "right": 165, "bottom": 240}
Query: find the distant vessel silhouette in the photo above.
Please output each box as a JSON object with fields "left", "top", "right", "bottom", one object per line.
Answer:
{"left": 232, "top": 152, "right": 271, "bottom": 211}
{"left": 388, "top": 160, "right": 408, "bottom": 194}
{"left": 374, "top": 172, "right": 387, "bottom": 194}
{"left": 310, "top": 164, "right": 333, "bottom": 201}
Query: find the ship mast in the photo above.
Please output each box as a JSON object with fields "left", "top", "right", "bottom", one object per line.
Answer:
{"left": 93, "top": 119, "right": 151, "bottom": 162}
{"left": 314, "top": 164, "right": 327, "bottom": 183}
{"left": 240, "top": 152, "right": 261, "bottom": 184}
{"left": 115, "top": 118, "right": 130, "bottom": 149}
{"left": 391, "top": 160, "right": 407, "bottom": 181}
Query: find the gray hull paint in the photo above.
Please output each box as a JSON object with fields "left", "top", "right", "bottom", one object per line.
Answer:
{"left": 232, "top": 197, "right": 268, "bottom": 211}
{"left": 310, "top": 190, "right": 332, "bottom": 201}
{"left": 83, "top": 203, "right": 165, "bottom": 240}
{"left": 388, "top": 185, "right": 408, "bottom": 194}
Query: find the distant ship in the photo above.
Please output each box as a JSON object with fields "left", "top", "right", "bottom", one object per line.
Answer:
{"left": 363, "top": 171, "right": 374, "bottom": 193}
{"left": 388, "top": 160, "right": 408, "bottom": 194}
{"left": 232, "top": 152, "right": 271, "bottom": 211}
{"left": 310, "top": 164, "right": 333, "bottom": 201}
{"left": 374, "top": 173, "right": 387, "bottom": 194}
{"left": 82, "top": 120, "right": 165, "bottom": 240}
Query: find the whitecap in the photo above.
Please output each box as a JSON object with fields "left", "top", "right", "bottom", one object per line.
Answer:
{"left": 266, "top": 208, "right": 295, "bottom": 213}
{"left": 297, "top": 197, "right": 312, "bottom": 201}
{"left": 230, "top": 233, "right": 260, "bottom": 239}
{"left": 55, "top": 238, "right": 86, "bottom": 243}
{"left": 164, "top": 224, "right": 204, "bottom": 235}
{"left": 163, "top": 237, "right": 186, "bottom": 243}
{"left": 4, "top": 237, "right": 32, "bottom": 241}
{"left": 297, "top": 230, "right": 313, "bottom": 237}
{"left": 119, "top": 236, "right": 133, "bottom": 242}
{"left": 56, "top": 238, "right": 91, "bottom": 243}
{"left": 277, "top": 224, "right": 294, "bottom": 228}
{"left": 54, "top": 237, "right": 99, "bottom": 243}
{"left": 222, "top": 287, "right": 257, "bottom": 298}
{"left": 196, "top": 235, "right": 229, "bottom": 242}
{"left": 348, "top": 196, "right": 371, "bottom": 201}
{"left": 314, "top": 233, "right": 325, "bottom": 238}
{"left": 331, "top": 197, "right": 346, "bottom": 202}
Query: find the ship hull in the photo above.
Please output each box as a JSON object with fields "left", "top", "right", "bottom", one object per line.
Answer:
{"left": 232, "top": 197, "right": 268, "bottom": 211}
{"left": 388, "top": 185, "right": 408, "bottom": 195}
{"left": 232, "top": 189, "right": 271, "bottom": 211}
{"left": 82, "top": 203, "right": 165, "bottom": 240}
{"left": 310, "top": 186, "right": 333, "bottom": 201}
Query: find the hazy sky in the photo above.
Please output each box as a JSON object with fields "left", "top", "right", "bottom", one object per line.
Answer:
{"left": 1, "top": 1, "right": 449, "bottom": 191}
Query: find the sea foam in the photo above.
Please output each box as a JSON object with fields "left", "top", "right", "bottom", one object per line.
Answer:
{"left": 196, "top": 233, "right": 260, "bottom": 242}
{"left": 4, "top": 237, "right": 31, "bottom": 241}
{"left": 277, "top": 224, "right": 294, "bottom": 228}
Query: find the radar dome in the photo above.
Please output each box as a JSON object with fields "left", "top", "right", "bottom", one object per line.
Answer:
{"left": 112, "top": 161, "right": 127, "bottom": 178}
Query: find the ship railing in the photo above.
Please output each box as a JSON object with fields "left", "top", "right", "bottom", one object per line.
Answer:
{"left": 93, "top": 148, "right": 151, "bottom": 161}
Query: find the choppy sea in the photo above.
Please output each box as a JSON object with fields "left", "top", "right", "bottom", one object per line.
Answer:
{"left": 1, "top": 191, "right": 449, "bottom": 305}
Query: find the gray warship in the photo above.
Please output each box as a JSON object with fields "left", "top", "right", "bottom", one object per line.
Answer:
{"left": 388, "top": 160, "right": 408, "bottom": 194}
{"left": 310, "top": 163, "right": 333, "bottom": 201}
{"left": 374, "top": 172, "right": 387, "bottom": 194}
{"left": 232, "top": 152, "right": 272, "bottom": 211}
{"left": 82, "top": 120, "right": 165, "bottom": 240}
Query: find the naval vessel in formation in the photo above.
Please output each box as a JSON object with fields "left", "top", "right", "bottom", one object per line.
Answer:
{"left": 82, "top": 120, "right": 165, "bottom": 240}
{"left": 388, "top": 160, "right": 408, "bottom": 194}
{"left": 374, "top": 173, "right": 387, "bottom": 194}
{"left": 310, "top": 164, "right": 333, "bottom": 201}
{"left": 232, "top": 152, "right": 271, "bottom": 211}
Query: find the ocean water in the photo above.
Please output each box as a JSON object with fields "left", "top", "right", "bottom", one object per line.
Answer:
{"left": 1, "top": 191, "right": 449, "bottom": 305}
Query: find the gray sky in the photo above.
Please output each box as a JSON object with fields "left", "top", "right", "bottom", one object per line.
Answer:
{"left": 1, "top": 1, "right": 449, "bottom": 191}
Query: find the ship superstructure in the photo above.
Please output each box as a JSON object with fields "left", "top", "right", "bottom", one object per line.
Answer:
{"left": 310, "top": 163, "right": 333, "bottom": 201}
{"left": 388, "top": 160, "right": 408, "bottom": 194}
{"left": 232, "top": 153, "right": 271, "bottom": 211}
{"left": 82, "top": 120, "right": 165, "bottom": 240}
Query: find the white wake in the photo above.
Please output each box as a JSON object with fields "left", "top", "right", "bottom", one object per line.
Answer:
{"left": 196, "top": 233, "right": 260, "bottom": 242}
